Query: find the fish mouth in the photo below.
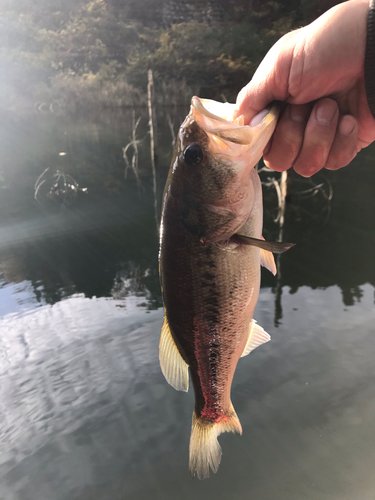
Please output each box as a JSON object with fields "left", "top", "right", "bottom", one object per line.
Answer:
{"left": 190, "top": 96, "right": 279, "bottom": 147}
{"left": 191, "top": 96, "right": 236, "bottom": 124}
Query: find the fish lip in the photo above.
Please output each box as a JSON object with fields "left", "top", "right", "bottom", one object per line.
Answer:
{"left": 190, "top": 96, "right": 279, "bottom": 150}
{"left": 191, "top": 96, "right": 233, "bottom": 124}
{"left": 191, "top": 96, "right": 280, "bottom": 130}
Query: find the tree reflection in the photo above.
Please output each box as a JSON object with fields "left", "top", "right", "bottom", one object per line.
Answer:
{"left": 260, "top": 161, "right": 375, "bottom": 325}
{"left": 0, "top": 110, "right": 374, "bottom": 318}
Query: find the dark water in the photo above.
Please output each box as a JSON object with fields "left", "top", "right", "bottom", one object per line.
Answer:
{"left": 0, "top": 108, "right": 374, "bottom": 500}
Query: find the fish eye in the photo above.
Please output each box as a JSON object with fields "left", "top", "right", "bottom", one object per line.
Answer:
{"left": 183, "top": 143, "right": 203, "bottom": 166}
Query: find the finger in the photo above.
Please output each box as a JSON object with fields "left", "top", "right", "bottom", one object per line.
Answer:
{"left": 357, "top": 137, "right": 374, "bottom": 151}
{"left": 293, "top": 98, "right": 339, "bottom": 177}
{"left": 234, "top": 32, "right": 300, "bottom": 123}
{"left": 263, "top": 103, "right": 311, "bottom": 171}
{"left": 325, "top": 115, "right": 358, "bottom": 170}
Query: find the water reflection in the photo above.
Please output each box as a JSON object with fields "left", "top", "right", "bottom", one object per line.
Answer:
{"left": 0, "top": 110, "right": 374, "bottom": 499}
{"left": 260, "top": 150, "right": 375, "bottom": 309}
{"left": 1, "top": 107, "right": 374, "bottom": 315}
{"left": 34, "top": 168, "right": 87, "bottom": 209}
{"left": 0, "top": 295, "right": 168, "bottom": 500}
{"left": 0, "top": 286, "right": 374, "bottom": 500}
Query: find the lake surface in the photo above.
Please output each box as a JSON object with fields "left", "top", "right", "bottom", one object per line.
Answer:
{"left": 0, "top": 108, "right": 374, "bottom": 500}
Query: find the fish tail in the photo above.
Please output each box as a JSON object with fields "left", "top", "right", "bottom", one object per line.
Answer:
{"left": 189, "top": 402, "right": 242, "bottom": 480}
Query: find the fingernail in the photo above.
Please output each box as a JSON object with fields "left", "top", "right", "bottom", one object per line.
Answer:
{"left": 339, "top": 117, "right": 356, "bottom": 136}
{"left": 315, "top": 100, "right": 336, "bottom": 124}
{"left": 250, "top": 108, "right": 269, "bottom": 127}
{"left": 289, "top": 105, "right": 305, "bottom": 122}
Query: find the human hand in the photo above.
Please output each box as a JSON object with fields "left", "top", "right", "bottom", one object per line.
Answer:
{"left": 234, "top": 0, "right": 375, "bottom": 176}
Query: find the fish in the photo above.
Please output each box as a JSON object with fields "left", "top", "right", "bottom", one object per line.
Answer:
{"left": 158, "top": 96, "right": 294, "bottom": 479}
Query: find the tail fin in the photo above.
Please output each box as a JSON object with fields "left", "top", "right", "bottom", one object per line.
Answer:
{"left": 189, "top": 403, "right": 242, "bottom": 480}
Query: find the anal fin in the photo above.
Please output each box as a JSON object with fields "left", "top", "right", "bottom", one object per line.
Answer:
{"left": 159, "top": 316, "right": 189, "bottom": 392}
{"left": 241, "top": 320, "right": 271, "bottom": 357}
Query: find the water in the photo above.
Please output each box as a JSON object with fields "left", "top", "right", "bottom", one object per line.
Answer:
{"left": 0, "top": 109, "right": 374, "bottom": 500}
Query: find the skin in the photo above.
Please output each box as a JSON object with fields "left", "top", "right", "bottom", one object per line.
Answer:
{"left": 234, "top": 0, "right": 375, "bottom": 177}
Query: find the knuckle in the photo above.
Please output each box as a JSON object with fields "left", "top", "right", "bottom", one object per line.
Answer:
{"left": 294, "top": 148, "right": 327, "bottom": 176}
{"left": 293, "top": 163, "right": 319, "bottom": 177}
{"left": 264, "top": 142, "right": 298, "bottom": 171}
{"left": 264, "top": 158, "right": 290, "bottom": 172}
{"left": 326, "top": 139, "right": 358, "bottom": 170}
{"left": 327, "top": 151, "right": 357, "bottom": 170}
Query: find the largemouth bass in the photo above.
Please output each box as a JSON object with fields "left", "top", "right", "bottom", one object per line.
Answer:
{"left": 158, "top": 97, "right": 293, "bottom": 479}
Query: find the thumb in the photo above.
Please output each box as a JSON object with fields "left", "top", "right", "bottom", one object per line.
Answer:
{"left": 234, "top": 30, "right": 301, "bottom": 124}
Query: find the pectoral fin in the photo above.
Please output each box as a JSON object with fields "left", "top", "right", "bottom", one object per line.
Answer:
{"left": 241, "top": 320, "right": 271, "bottom": 357}
{"left": 260, "top": 248, "right": 277, "bottom": 276}
{"left": 234, "top": 234, "right": 295, "bottom": 276}
{"left": 234, "top": 234, "right": 295, "bottom": 253}
{"left": 159, "top": 316, "right": 189, "bottom": 392}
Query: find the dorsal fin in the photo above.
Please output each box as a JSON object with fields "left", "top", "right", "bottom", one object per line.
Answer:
{"left": 241, "top": 320, "right": 271, "bottom": 358}
{"left": 159, "top": 316, "right": 189, "bottom": 392}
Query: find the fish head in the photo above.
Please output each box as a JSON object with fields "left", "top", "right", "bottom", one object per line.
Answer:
{"left": 170, "top": 96, "right": 279, "bottom": 243}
